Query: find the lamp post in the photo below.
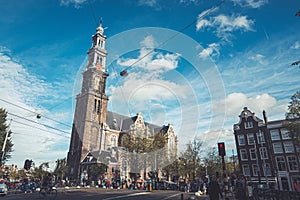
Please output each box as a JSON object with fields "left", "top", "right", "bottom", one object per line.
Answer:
{"left": 143, "top": 152, "right": 147, "bottom": 180}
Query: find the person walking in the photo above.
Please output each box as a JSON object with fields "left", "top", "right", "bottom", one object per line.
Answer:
{"left": 207, "top": 176, "right": 223, "bottom": 200}
{"left": 294, "top": 180, "right": 299, "bottom": 192}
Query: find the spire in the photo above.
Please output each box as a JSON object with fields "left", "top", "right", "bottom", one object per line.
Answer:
{"left": 96, "top": 17, "right": 104, "bottom": 35}
{"left": 88, "top": 18, "right": 107, "bottom": 71}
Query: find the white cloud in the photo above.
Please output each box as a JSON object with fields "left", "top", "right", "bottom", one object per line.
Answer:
{"left": 218, "top": 92, "right": 287, "bottom": 120}
{"left": 197, "top": 129, "right": 236, "bottom": 154}
{"left": 291, "top": 41, "right": 300, "bottom": 49}
{"left": 199, "top": 43, "right": 220, "bottom": 60}
{"left": 249, "top": 53, "right": 266, "bottom": 65}
{"left": 231, "top": 0, "right": 268, "bottom": 8}
{"left": 196, "top": 19, "right": 211, "bottom": 31}
{"left": 0, "top": 49, "right": 70, "bottom": 169}
{"left": 140, "top": 35, "right": 156, "bottom": 48}
{"left": 138, "top": 0, "right": 157, "bottom": 7}
{"left": 117, "top": 35, "right": 180, "bottom": 72}
{"left": 138, "top": 0, "right": 161, "bottom": 9}
{"left": 214, "top": 14, "right": 254, "bottom": 32}
{"left": 60, "top": 0, "right": 86, "bottom": 8}
{"left": 109, "top": 72, "right": 188, "bottom": 106}
{"left": 197, "top": 14, "right": 254, "bottom": 41}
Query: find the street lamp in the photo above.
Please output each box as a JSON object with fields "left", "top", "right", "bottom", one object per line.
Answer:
{"left": 143, "top": 152, "right": 147, "bottom": 180}
{"left": 120, "top": 70, "right": 128, "bottom": 77}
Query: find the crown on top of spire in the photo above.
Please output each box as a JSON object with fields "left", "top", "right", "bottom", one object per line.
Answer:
{"left": 96, "top": 18, "right": 104, "bottom": 34}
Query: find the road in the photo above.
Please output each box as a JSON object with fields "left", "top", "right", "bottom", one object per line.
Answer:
{"left": 2, "top": 188, "right": 213, "bottom": 200}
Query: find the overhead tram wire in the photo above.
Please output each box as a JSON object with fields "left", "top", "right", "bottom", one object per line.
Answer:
{"left": 0, "top": 98, "right": 71, "bottom": 128}
{"left": 108, "top": 1, "right": 225, "bottom": 119}
{"left": 86, "top": 0, "right": 135, "bottom": 117}
{"left": 88, "top": 0, "right": 100, "bottom": 27}
{"left": 8, "top": 112, "right": 70, "bottom": 135}
{"left": 45, "top": 95, "right": 74, "bottom": 112}
{"left": 112, "top": 1, "right": 225, "bottom": 118}
{"left": 110, "top": 61, "right": 135, "bottom": 117}
{"left": 119, "top": 0, "right": 225, "bottom": 76}
{"left": 11, "top": 120, "right": 70, "bottom": 138}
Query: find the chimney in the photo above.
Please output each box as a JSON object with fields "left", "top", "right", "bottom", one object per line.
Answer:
{"left": 263, "top": 110, "right": 268, "bottom": 124}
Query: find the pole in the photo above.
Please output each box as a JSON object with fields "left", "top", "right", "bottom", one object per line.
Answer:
{"left": 222, "top": 155, "right": 226, "bottom": 176}
{"left": 222, "top": 155, "right": 227, "bottom": 197}
{"left": 0, "top": 119, "right": 12, "bottom": 165}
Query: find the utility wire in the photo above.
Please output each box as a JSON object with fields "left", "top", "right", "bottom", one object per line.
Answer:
{"left": 45, "top": 95, "right": 74, "bottom": 112}
{"left": 88, "top": 0, "right": 99, "bottom": 26}
{"left": 8, "top": 112, "right": 70, "bottom": 135}
{"left": 119, "top": 0, "right": 225, "bottom": 74}
{"left": 110, "top": 61, "right": 134, "bottom": 117}
{"left": 0, "top": 98, "right": 71, "bottom": 128}
{"left": 114, "top": 0, "right": 225, "bottom": 118}
{"left": 0, "top": 98, "right": 35, "bottom": 115}
{"left": 12, "top": 120, "right": 69, "bottom": 138}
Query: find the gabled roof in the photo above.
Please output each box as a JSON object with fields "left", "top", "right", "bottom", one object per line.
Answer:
{"left": 121, "top": 116, "right": 138, "bottom": 131}
{"left": 106, "top": 110, "right": 164, "bottom": 135}
{"left": 234, "top": 107, "right": 265, "bottom": 128}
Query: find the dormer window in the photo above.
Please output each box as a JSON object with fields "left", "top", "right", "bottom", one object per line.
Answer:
{"left": 244, "top": 121, "right": 253, "bottom": 129}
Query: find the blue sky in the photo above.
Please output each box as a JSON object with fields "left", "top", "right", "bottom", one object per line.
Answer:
{"left": 0, "top": 0, "right": 300, "bottom": 169}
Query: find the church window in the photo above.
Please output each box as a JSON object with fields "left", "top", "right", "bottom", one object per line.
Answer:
{"left": 100, "top": 57, "right": 103, "bottom": 65}
{"left": 94, "top": 99, "right": 97, "bottom": 112}
{"left": 97, "top": 100, "right": 101, "bottom": 114}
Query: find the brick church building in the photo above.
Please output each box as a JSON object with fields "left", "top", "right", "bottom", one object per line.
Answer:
{"left": 67, "top": 22, "right": 177, "bottom": 183}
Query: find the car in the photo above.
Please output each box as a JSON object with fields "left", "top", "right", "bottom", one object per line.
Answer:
{"left": 0, "top": 183, "right": 8, "bottom": 196}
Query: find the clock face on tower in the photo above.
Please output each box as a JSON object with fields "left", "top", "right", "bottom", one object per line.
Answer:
{"left": 96, "top": 64, "right": 102, "bottom": 71}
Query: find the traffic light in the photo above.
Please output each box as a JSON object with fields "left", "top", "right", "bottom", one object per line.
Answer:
{"left": 218, "top": 142, "right": 226, "bottom": 156}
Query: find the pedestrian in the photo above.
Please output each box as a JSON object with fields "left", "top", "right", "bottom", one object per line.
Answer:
{"left": 207, "top": 176, "right": 223, "bottom": 200}
{"left": 294, "top": 180, "right": 299, "bottom": 192}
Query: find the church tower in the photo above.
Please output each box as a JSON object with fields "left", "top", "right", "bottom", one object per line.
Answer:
{"left": 67, "top": 21, "right": 109, "bottom": 179}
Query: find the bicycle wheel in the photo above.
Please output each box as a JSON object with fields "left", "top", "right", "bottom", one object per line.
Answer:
{"left": 39, "top": 188, "right": 47, "bottom": 199}
{"left": 48, "top": 188, "right": 57, "bottom": 200}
